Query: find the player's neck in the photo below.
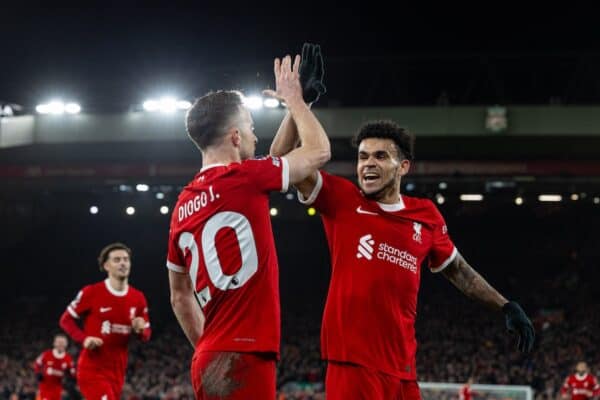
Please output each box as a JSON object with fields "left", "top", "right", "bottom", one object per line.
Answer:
{"left": 52, "top": 349, "right": 65, "bottom": 358}
{"left": 201, "top": 147, "right": 241, "bottom": 168}
{"left": 107, "top": 276, "right": 128, "bottom": 292}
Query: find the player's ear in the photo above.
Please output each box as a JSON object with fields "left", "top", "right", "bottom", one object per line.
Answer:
{"left": 230, "top": 128, "right": 241, "bottom": 147}
{"left": 398, "top": 159, "right": 411, "bottom": 177}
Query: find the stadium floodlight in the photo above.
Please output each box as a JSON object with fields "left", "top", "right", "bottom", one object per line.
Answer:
{"left": 538, "top": 194, "right": 562, "bottom": 202}
{"left": 307, "top": 207, "right": 317, "bottom": 216}
{"left": 264, "top": 98, "right": 280, "bottom": 108}
{"left": 438, "top": 182, "right": 448, "bottom": 190}
{"left": 436, "top": 194, "right": 445, "bottom": 205}
{"left": 594, "top": 197, "right": 600, "bottom": 204}
{"left": 143, "top": 100, "right": 160, "bottom": 111}
{"left": 126, "top": 206, "right": 136, "bottom": 215}
{"left": 64, "top": 103, "right": 81, "bottom": 114}
{"left": 36, "top": 100, "right": 80, "bottom": 115}
{"left": 243, "top": 95, "right": 263, "bottom": 110}
{"left": 570, "top": 193, "right": 579, "bottom": 201}
{"left": 270, "top": 207, "right": 278, "bottom": 216}
{"left": 136, "top": 184, "right": 149, "bottom": 192}
{"left": 158, "top": 97, "right": 177, "bottom": 113}
{"left": 160, "top": 206, "right": 169, "bottom": 215}
{"left": 36, "top": 104, "right": 50, "bottom": 114}
{"left": 176, "top": 100, "right": 192, "bottom": 110}
{"left": 405, "top": 183, "right": 415, "bottom": 191}
{"left": 156, "top": 192, "right": 165, "bottom": 200}
{"left": 285, "top": 193, "right": 294, "bottom": 200}
{"left": 89, "top": 206, "right": 99, "bottom": 214}
{"left": 515, "top": 196, "right": 524, "bottom": 205}
{"left": 460, "top": 194, "right": 483, "bottom": 201}
{"left": 47, "top": 101, "right": 66, "bottom": 114}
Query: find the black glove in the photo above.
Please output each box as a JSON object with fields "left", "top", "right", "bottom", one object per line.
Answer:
{"left": 36, "top": 372, "right": 44, "bottom": 382}
{"left": 502, "top": 301, "right": 535, "bottom": 353}
{"left": 299, "top": 43, "right": 326, "bottom": 104}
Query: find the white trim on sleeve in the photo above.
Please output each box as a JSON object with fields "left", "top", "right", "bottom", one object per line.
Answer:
{"left": 431, "top": 247, "right": 459, "bottom": 273}
{"left": 144, "top": 322, "right": 151, "bottom": 329}
{"left": 297, "top": 171, "right": 323, "bottom": 205}
{"left": 166, "top": 260, "right": 186, "bottom": 273}
{"left": 280, "top": 157, "right": 290, "bottom": 193}
{"left": 67, "top": 306, "right": 80, "bottom": 319}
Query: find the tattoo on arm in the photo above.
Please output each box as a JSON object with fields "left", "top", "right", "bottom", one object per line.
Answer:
{"left": 441, "top": 255, "right": 507, "bottom": 311}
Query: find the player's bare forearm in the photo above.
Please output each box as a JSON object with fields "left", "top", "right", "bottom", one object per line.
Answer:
{"left": 269, "top": 111, "right": 300, "bottom": 157}
{"left": 169, "top": 270, "right": 204, "bottom": 347}
{"left": 172, "top": 298, "right": 203, "bottom": 347}
{"left": 442, "top": 254, "right": 508, "bottom": 311}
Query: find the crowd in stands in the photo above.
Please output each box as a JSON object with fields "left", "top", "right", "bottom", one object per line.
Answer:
{"left": 1, "top": 206, "right": 598, "bottom": 399}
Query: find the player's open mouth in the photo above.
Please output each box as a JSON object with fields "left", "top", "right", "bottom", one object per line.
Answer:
{"left": 363, "top": 173, "right": 380, "bottom": 182}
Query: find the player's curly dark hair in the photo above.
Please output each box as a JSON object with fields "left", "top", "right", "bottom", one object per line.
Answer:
{"left": 352, "top": 120, "right": 414, "bottom": 161}
{"left": 98, "top": 242, "right": 132, "bottom": 271}
{"left": 186, "top": 90, "right": 244, "bottom": 150}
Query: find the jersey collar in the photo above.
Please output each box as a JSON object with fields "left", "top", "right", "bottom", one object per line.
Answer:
{"left": 200, "top": 163, "right": 226, "bottom": 173}
{"left": 52, "top": 349, "right": 66, "bottom": 359}
{"left": 104, "top": 279, "right": 129, "bottom": 297}
{"left": 377, "top": 196, "right": 406, "bottom": 212}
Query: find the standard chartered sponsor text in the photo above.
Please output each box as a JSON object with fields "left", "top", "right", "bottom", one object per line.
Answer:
{"left": 377, "top": 242, "right": 418, "bottom": 273}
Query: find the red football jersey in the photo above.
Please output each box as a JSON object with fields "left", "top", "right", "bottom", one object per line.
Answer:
{"left": 561, "top": 373, "right": 600, "bottom": 400}
{"left": 300, "top": 171, "right": 457, "bottom": 380}
{"left": 459, "top": 385, "right": 473, "bottom": 400}
{"left": 34, "top": 349, "right": 75, "bottom": 391}
{"left": 66, "top": 279, "right": 151, "bottom": 382}
{"left": 167, "top": 157, "right": 289, "bottom": 355}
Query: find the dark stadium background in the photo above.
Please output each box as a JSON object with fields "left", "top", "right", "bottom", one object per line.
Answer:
{"left": 1, "top": 4, "right": 599, "bottom": 400}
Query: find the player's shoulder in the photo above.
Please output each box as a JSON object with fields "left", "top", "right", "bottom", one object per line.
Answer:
{"left": 81, "top": 281, "right": 104, "bottom": 294}
{"left": 127, "top": 285, "right": 146, "bottom": 299}
{"left": 402, "top": 195, "right": 439, "bottom": 214}
{"left": 320, "top": 171, "right": 359, "bottom": 192}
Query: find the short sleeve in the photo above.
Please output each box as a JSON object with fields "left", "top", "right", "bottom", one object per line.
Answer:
{"left": 242, "top": 156, "right": 289, "bottom": 193}
{"left": 67, "top": 286, "right": 92, "bottom": 319}
{"left": 427, "top": 201, "right": 458, "bottom": 273}
{"left": 297, "top": 171, "right": 354, "bottom": 217}
{"left": 166, "top": 226, "right": 186, "bottom": 274}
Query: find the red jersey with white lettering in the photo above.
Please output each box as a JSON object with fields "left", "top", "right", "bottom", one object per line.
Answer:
{"left": 167, "top": 157, "right": 289, "bottom": 356}
{"left": 34, "top": 349, "right": 75, "bottom": 397}
{"left": 561, "top": 373, "right": 600, "bottom": 400}
{"left": 66, "top": 280, "right": 151, "bottom": 382}
{"left": 300, "top": 171, "right": 457, "bottom": 380}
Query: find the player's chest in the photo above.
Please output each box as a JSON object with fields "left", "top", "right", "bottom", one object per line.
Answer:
{"left": 91, "top": 296, "right": 138, "bottom": 323}
{"left": 572, "top": 379, "right": 592, "bottom": 389}
{"left": 45, "top": 358, "right": 69, "bottom": 370}
{"left": 333, "top": 208, "right": 433, "bottom": 260}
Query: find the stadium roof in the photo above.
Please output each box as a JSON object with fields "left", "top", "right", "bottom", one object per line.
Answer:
{"left": 2, "top": 6, "right": 599, "bottom": 111}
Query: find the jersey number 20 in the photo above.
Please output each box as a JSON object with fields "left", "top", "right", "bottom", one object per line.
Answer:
{"left": 178, "top": 211, "right": 258, "bottom": 308}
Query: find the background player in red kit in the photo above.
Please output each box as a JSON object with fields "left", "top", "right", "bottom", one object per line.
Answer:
{"left": 459, "top": 377, "right": 480, "bottom": 400}
{"left": 59, "top": 242, "right": 151, "bottom": 400}
{"left": 33, "top": 334, "right": 75, "bottom": 400}
{"left": 166, "top": 47, "right": 330, "bottom": 399}
{"left": 561, "top": 362, "right": 600, "bottom": 400}
{"left": 271, "top": 113, "right": 535, "bottom": 398}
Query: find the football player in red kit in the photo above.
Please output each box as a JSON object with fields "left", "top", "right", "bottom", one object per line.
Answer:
{"left": 59, "top": 242, "right": 151, "bottom": 400}
{"left": 271, "top": 98, "right": 535, "bottom": 399}
{"left": 561, "top": 362, "right": 600, "bottom": 400}
{"left": 166, "top": 48, "right": 330, "bottom": 399}
{"left": 460, "top": 377, "right": 480, "bottom": 400}
{"left": 34, "top": 334, "right": 75, "bottom": 400}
